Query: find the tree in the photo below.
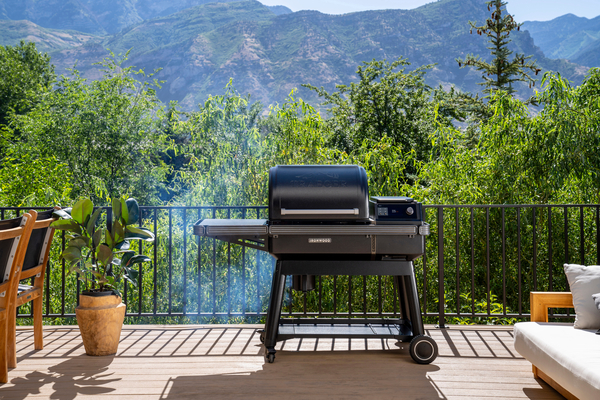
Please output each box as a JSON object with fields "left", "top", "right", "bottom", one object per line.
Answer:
{"left": 0, "top": 41, "right": 55, "bottom": 128}
{"left": 9, "top": 53, "right": 169, "bottom": 205}
{"left": 420, "top": 68, "right": 600, "bottom": 205}
{"left": 305, "top": 58, "right": 450, "bottom": 176}
{"left": 456, "top": 0, "right": 541, "bottom": 96}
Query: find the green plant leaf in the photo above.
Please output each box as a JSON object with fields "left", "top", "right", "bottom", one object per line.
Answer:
{"left": 86, "top": 207, "right": 102, "bottom": 237}
{"left": 61, "top": 246, "right": 81, "bottom": 263}
{"left": 52, "top": 208, "right": 72, "bottom": 219}
{"left": 105, "top": 275, "right": 120, "bottom": 293}
{"left": 112, "top": 198, "right": 122, "bottom": 221}
{"left": 68, "top": 237, "right": 88, "bottom": 250}
{"left": 120, "top": 198, "right": 129, "bottom": 226}
{"left": 68, "top": 266, "right": 83, "bottom": 275}
{"left": 125, "top": 226, "right": 155, "bottom": 241}
{"left": 51, "top": 219, "right": 82, "bottom": 234}
{"left": 125, "top": 198, "right": 139, "bottom": 225}
{"left": 92, "top": 228, "right": 102, "bottom": 248}
{"left": 113, "top": 220, "right": 125, "bottom": 243}
{"left": 105, "top": 229, "right": 114, "bottom": 248}
{"left": 120, "top": 251, "right": 135, "bottom": 266}
{"left": 123, "top": 265, "right": 139, "bottom": 287}
{"left": 97, "top": 243, "right": 113, "bottom": 266}
{"left": 115, "top": 240, "right": 130, "bottom": 250}
{"left": 72, "top": 198, "right": 93, "bottom": 225}
{"left": 125, "top": 255, "right": 151, "bottom": 266}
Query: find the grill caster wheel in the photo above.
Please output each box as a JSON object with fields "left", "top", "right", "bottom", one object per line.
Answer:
{"left": 258, "top": 330, "right": 265, "bottom": 343}
{"left": 409, "top": 335, "right": 438, "bottom": 364}
{"left": 264, "top": 348, "right": 276, "bottom": 363}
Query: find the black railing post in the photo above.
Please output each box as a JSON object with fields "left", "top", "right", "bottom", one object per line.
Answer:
{"left": 437, "top": 207, "right": 446, "bottom": 328}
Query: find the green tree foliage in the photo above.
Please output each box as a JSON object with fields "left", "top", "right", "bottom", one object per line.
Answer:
{"left": 420, "top": 68, "right": 600, "bottom": 205}
{"left": 173, "top": 85, "right": 335, "bottom": 207}
{"left": 170, "top": 83, "right": 264, "bottom": 206}
{"left": 305, "top": 59, "right": 449, "bottom": 168}
{"left": 456, "top": 0, "right": 541, "bottom": 96}
{"left": 0, "top": 41, "right": 55, "bottom": 129}
{"left": 0, "top": 152, "right": 72, "bottom": 207}
{"left": 8, "top": 54, "right": 170, "bottom": 206}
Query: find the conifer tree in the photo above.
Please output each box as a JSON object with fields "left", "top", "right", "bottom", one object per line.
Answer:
{"left": 456, "top": 0, "right": 541, "bottom": 96}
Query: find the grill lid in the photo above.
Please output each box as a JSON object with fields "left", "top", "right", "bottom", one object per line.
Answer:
{"left": 269, "top": 165, "right": 369, "bottom": 221}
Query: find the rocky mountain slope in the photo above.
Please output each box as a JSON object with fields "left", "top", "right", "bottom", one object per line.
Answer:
{"left": 0, "top": 0, "right": 290, "bottom": 35}
{"left": 0, "top": 0, "right": 589, "bottom": 109}
{"left": 523, "top": 14, "right": 600, "bottom": 68}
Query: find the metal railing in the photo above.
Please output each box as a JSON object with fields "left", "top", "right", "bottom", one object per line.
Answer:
{"left": 5, "top": 204, "right": 595, "bottom": 324}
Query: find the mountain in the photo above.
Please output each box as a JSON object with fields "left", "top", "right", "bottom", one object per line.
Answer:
{"left": 523, "top": 14, "right": 600, "bottom": 67}
{"left": 0, "top": 20, "right": 98, "bottom": 52}
{"left": 0, "top": 0, "right": 269, "bottom": 35}
{"left": 0, "top": 0, "right": 589, "bottom": 109}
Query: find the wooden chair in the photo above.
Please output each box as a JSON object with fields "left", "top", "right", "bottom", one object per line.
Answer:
{"left": 11, "top": 208, "right": 58, "bottom": 358}
{"left": 0, "top": 210, "right": 36, "bottom": 383}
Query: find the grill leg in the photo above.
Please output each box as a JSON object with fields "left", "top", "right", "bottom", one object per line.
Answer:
{"left": 263, "top": 260, "right": 286, "bottom": 362}
{"left": 403, "top": 263, "right": 424, "bottom": 337}
{"left": 394, "top": 276, "right": 411, "bottom": 337}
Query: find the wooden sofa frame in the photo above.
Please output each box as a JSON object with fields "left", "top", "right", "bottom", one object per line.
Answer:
{"left": 529, "top": 291, "right": 577, "bottom": 400}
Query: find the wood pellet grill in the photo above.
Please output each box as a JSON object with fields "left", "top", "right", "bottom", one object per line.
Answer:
{"left": 193, "top": 165, "right": 438, "bottom": 364}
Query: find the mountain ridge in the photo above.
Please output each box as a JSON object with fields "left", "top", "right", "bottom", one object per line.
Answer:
{"left": 522, "top": 13, "right": 600, "bottom": 67}
{"left": 0, "top": 0, "right": 590, "bottom": 109}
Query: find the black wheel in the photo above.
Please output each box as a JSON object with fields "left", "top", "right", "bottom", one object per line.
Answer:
{"left": 258, "top": 329, "right": 265, "bottom": 343}
{"left": 409, "top": 335, "right": 438, "bottom": 364}
{"left": 264, "top": 347, "right": 276, "bottom": 363}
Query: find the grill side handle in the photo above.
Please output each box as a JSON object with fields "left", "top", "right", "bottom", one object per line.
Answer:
{"left": 280, "top": 208, "right": 359, "bottom": 216}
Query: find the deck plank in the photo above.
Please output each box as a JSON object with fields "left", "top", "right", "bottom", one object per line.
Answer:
{"left": 0, "top": 324, "right": 565, "bottom": 399}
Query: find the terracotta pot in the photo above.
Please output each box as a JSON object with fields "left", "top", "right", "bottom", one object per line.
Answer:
{"left": 76, "top": 293, "right": 126, "bottom": 356}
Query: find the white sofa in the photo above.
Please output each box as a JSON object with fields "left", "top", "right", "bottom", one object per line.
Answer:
{"left": 514, "top": 292, "right": 600, "bottom": 400}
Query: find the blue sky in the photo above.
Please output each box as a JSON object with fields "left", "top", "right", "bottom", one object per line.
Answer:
{"left": 260, "top": 0, "right": 600, "bottom": 22}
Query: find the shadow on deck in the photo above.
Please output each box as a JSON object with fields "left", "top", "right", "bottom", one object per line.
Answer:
{"left": 1, "top": 325, "right": 564, "bottom": 399}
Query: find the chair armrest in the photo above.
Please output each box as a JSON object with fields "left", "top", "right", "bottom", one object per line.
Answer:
{"left": 530, "top": 292, "right": 574, "bottom": 322}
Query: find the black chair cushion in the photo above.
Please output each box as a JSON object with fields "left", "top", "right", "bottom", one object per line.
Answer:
{"left": 23, "top": 209, "right": 54, "bottom": 271}
{"left": 0, "top": 216, "right": 24, "bottom": 284}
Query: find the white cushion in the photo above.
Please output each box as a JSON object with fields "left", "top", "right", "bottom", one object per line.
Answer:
{"left": 564, "top": 264, "right": 600, "bottom": 329}
{"left": 514, "top": 322, "right": 600, "bottom": 400}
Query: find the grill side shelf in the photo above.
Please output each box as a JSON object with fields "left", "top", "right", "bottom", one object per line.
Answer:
{"left": 193, "top": 219, "right": 270, "bottom": 251}
{"left": 206, "top": 226, "right": 268, "bottom": 235}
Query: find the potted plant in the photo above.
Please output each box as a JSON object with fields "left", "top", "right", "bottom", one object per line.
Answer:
{"left": 51, "top": 197, "right": 154, "bottom": 356}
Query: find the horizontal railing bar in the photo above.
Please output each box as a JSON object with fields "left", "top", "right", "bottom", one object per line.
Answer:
{"left": 423, "top": 204, "right": 600, "bottom": 209}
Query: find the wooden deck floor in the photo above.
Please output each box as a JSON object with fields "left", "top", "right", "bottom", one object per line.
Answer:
{"left": 1, "top": 324, "right": 564, "bottom": 400}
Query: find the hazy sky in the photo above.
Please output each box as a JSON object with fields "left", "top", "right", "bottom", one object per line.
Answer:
{"left": 260, "top": 0, "right": 600, "bottom": 22}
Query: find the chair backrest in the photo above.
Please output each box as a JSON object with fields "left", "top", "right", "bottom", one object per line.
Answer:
{"left": 0, "top": 216, "right": 27, "bottom": 283}
{"left": 22, "top": 209, "right": 56, "bottom": 272}
{"left": 0, "top": 211, "right": 36, "bottom": 303}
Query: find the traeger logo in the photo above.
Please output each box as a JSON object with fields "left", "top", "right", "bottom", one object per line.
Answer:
{"left": 308, "top": 238, "right": 332, "bottom": 243}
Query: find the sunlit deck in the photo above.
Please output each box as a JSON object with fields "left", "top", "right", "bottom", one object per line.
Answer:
{"left": 1, "top": 324, "right": 564, "bottom": 399}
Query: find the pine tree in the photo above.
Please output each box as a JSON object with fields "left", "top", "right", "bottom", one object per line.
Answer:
{"left": 456, "top": 0, "right": 541, "bottom": 96}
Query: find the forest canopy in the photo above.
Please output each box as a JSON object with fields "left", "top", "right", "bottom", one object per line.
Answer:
{"left": 0, "top": 40, "right": 599, "bottom": 208}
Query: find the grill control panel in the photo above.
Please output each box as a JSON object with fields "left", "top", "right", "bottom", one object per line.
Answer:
{"left": 370, "top": 196, "right": 422, "bottom": 222}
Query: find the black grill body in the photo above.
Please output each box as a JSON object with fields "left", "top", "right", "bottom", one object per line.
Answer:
{"left": 193, "top": 165, "right": 437, "bottom": 364}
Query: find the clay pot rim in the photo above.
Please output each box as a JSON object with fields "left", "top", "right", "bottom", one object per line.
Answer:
{"left": 81, "top": 290, "right": 119, "bottom": 297}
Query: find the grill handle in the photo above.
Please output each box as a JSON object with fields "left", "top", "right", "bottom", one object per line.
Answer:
{"left": 280, "top": 208, "right": 359, "bottom": 216}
